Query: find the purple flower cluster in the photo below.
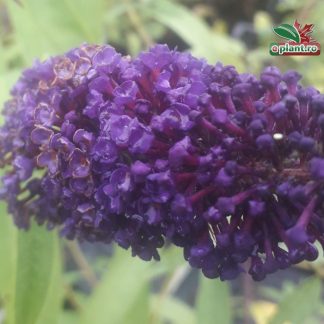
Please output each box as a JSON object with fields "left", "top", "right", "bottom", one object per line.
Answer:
{"left": 1, "top": 43, "right": 324, "bottom": 280}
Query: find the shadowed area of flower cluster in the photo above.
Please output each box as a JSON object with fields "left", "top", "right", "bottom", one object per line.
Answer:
{"left": 1, "top": 43, "right": 324, "bottom": 281}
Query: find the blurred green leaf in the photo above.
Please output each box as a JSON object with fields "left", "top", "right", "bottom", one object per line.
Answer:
{"left": 105, "top": 2, "right": 140, "bottom": 22}
{"left": 123, "top": 286, "right": 149, "bottom": 324}
{"left": 126, "top": 31, "right": 142, "bottom": 55}
{"left": 35, "top": 238, "right": 62, "bottom": 324}
{"left": 143, "top": 0, "right": 245, "bottom": 68}
{"left": 5, "top": 0, "right": 106, "bottom": 64}
{"left": 0, "top": 68, "right": 20, "bottom": 113}
{"left": 270, "top": 277, "right": 321, "bottom": 324}
{"left": 0, "top": 45, "right": 6, "bottom": 74}
{"left": 59, "top": 311, "right": 80, "bottom": 324}
{"left": 151, "top": 295, "right": 195, "bottom": 324}
{"left": 276, "top": 0, "right": 304, "bottom": 12}
{"left": 260, "top": 280, "right": 297, "bottom": 303}
{"left": 64, "top": 270, "right": 84, "bottom": 286}
{"left": 80, "top": 249, "right": 151, "bottom": 324}
{"left": 8, "top": 223, "right": 61, "bottom": 324}
{"left": 196, "top": 274, "right": 233, "bottom": 324}
{"left": 143, "top": 0, "right": 210, "bottom": 48}
{"left": 0, "top": 203, "right": 16, "bottom": 300}
{"left": 149, "top": 246, "right": 185, "bottom": 278}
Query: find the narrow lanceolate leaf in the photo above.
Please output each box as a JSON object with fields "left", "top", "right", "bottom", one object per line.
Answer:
{"left": 35, "top": 236, "right": 62, "bottom": 324}
{"left": 122, "top": 286, "right": 149, "bottom": 324}
{"left": 196, "top": 274, "right": 233, "bottom": 324}
{"left": 80, "top": 249, "right": 151, "bottom": 324}
{"left": 8, "top": 223, "right": 61, "bottom": 324}
{"left": 150, "top": 295, "right": 196, "bottom": 324}
{"left": 270, "top": 277, "right": 321, "bottom": 324}
{"left": 5, "top": 0, "right": 106, "bottom": 64}
{"left": 0, "top": 203, "right": 16, "bottom": 301}
{"left": 142, "top": 0, "right": 244, "bottom": 67}
{"left": 273, "top": 24, "right": 301, "bottom": 43}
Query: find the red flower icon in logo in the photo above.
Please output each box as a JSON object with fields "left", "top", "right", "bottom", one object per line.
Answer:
{"left": 294, "top": 20, "right": 316, "bottom": 44}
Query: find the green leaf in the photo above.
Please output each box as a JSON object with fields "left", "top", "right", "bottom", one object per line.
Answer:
{"left": 0, "top": 203, "right": 16, "bottom": 300}
{"left": 0, "top": 69, "right": 20, "bottom": 114}
{"left": 8, "top": 223, "right": 61, "bottom": 324}
{"left": 196, "top": 274, "right": 233, "bottom": 324}
{"left": 35, "top": 238, "right": 62, "bottom": 324}
{"left": 5, "top": 0, "right": 106, "bottom": 64}
{"left": 59, "top": 311, "right": 80, "bottom": 324}
{"left": 270, "top": 277, "right": 321, "bottom": 324}
{"left": 123, "top": 286, "right": 149, "bottom": 324}
{"left": 0, "top": 45, "right": 6, "bottom": 74}
{"left": 142, "top": 0, "right": 245, "bottom": 69}
{"left": 149, "top": 246, "right": 186, "bottom": 278}
{"left": 273, "top": 23, "right": 300, "bottom": 43}
{"left": 150, "top": 295, "right": 195, "bottom": 324}
{"left": 143, "top": 0, "right": 211, "bottom": 49}
{"left": 80, "top": 249, "right": 151, "bottom": 324}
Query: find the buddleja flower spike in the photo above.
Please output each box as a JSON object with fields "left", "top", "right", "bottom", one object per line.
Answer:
{"left": 1, "top": 44, "right": 324, "bottom": 281}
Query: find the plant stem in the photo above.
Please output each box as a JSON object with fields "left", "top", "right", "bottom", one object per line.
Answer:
{"left": 64, "top": 283, "right": 83, "bottom": 311}
{"left": 242, "top": 264, "right": 254, "bottom": 324}
{"left": 66, "top": 240, "right": 98, "bottom": 289}
{"left": 149, "top": 264, "right": 191, "bottom": 324}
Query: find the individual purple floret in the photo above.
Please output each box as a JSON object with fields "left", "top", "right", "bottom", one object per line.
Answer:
{"left": 1, "top": 43, "right": 324, "bottom": 281}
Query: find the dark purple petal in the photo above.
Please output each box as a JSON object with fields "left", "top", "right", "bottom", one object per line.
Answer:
{"left": 1, "top": 43, "right": 324, "bottom": 282}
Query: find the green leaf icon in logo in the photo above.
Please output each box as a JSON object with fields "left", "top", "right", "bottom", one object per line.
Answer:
{"left": 273, "top": 23, "right": 301, "bottom": 43}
